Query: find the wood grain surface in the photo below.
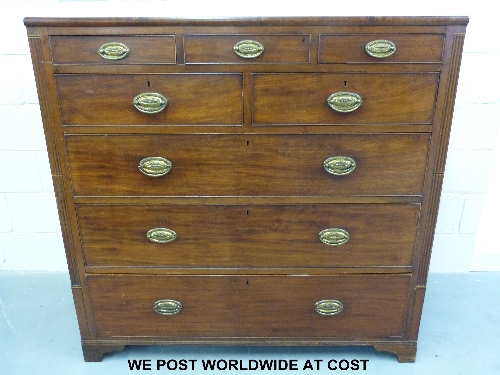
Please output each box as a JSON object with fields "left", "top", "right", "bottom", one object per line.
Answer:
{"left": 56, "top": 74, "right": 243, "bottom": 125}
{"left": 252, "top": 73, "right": 439, "bottom": 125}
{"left": 319, "top": 34, "right": 444, "bottom": 63}
{"left": 65, "top": 133, "right": 430, "bottom": 196}
{"left": 184, "top": 34, "right": 310, "bottom": 63}
{"left": 77, "top": 203, "right": 420, "bottom": 267}
{"left": 87, "top": 274, "right": 411, "bottom": 338}
{"left": 50, "top": 35, "right": 176, "bottom": 64}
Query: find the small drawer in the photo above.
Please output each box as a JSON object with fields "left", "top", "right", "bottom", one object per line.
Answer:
{"left": 87, "top": 274, "right": 411, "bottom": 338}
{"left": 319, "top": 34, "right": 444, "bottom": 63}
{"left": 50, "top": 36, "right": 176, "bottom": 64}
{"left": 78, "top": 203, "right": 420, "bottom": 268}
{"left": 252, "top": 73, "right": 439, "bottom": 125}
{"left": 184, "top": 34, "right": 310, "bottom": 63}
{"left": 65, "top": 133, "right": 430, "bottom": 197}
{"left": 55, "top": 74, "right": 242, "bottom": 126}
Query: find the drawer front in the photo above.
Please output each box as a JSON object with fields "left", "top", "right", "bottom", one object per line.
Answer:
{"left": 184, "top": 34, "right": 310, "bottom": 63}
{"left": 50, "top": 36, "right": 176, "bottom": 64}
{"left": 252, "top": 73, "right": 438, "bottom": 125}
{"left": 55, "top": 74, "right": 242, "bottom": 126}
{"left": 66, "top": 134, "right": 429, "bottom": 197}
{"left": 319, "top": 34, "right": 444, "bottom": 63}
{"left": 87, "top": 274, "right": 411, "bottom": 338}
{"left": 78, "top": 204, "right": 420, "bottom": 268}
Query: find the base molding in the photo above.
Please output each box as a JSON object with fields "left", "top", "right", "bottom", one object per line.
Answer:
{"left": 81, "top": 339, "right": 417, "bottom": 363}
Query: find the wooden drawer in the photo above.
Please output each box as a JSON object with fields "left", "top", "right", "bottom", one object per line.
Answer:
{"left": 319, "top": 34, "right": 444, "bottom": 63}
{"left": 184, "top": 34, "right": 310, "bottom": 63}
{"left": 55, "top": 74, "right": 242, "bottom": 126}
{"left": 65, "top": 133, "right": 430, "bottom": 197}
{"left": 50, "top": 36, "right": 176, "bottom": 64}
{"left": 252, "top": 73, "right": 438, "bottom": 125}
{"left": 78, "top": 204, "right": 420, "bottom": 268}
{"left": 87, "top": 274, "right": 411, "bottom": 338}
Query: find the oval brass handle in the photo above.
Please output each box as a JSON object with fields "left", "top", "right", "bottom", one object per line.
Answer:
{"left": 319, "top": 228, "right": 349, "bottom": 246}
{"left": 153, "top": 299, "right": 182, "bottom": 315}
{"left": 315, "top": 300, "right": 343, "bottom": 316}
{"left": 365, "top": 39, "right": 396, "bottom": 58}
{"left": 327, "top": 92, "right": 362, "bottom": 113}
{"left": 233, "top": 40, "right": 264, "bottom": 59}
{"left": 133, "top": 93, "right": 168, "bottom": 114}
{"left": 324, "top": 156, "right": 356, "bottom": 176}
{"left": 98, "top": 42, "right": 130, "bottom": 60}
{"left": 138, "top": 157, "right": 172, "bottom": 177}
{"left": 147, "top": 228, "right": 177, "bottom": 243}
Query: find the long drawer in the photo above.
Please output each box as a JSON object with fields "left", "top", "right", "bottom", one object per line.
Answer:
{"left": 252, "top": 73, "right": 439, "bottom": 125}
{"left": 65, "top": 133, "right": 430, "bottom": 197}
{"left": 87, "top": 274, "right": 411, "bottom": 338}
{"left": 55, "top": 74, "right": 243, "bottom": 126}
{"left": 78, "top": 204, "right": 420, "bottom": 268}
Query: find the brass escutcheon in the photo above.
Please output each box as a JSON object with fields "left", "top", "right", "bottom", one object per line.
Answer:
{"left": 365, "top": 39, "right": 396, "bottom": 58}
{"left": 146, "top": 228, "right": 177, "bottom": 244}
{"left": 98, "top": 42, "right": 130, "bottom": 60}
{"left": 153, "top": 299, "right": 182, "bottom": 315}
{"left": 315, "top": 300, "right": 343, "bottom": 315}
{"left": 324, "top": 156, "right": 356, "bottom": 176}
{"left": 138, "top": 157, "right": 172, "bottom": 177}
{"left": 327, "top": 92, "right": 362, "bottom": 113}
{"left": 319, "top": 228, "right": 350, "bottom": 246}
{"left": 233, "top": 40, "right": 264, "bottom": 58}
{"left": 133, "top": 93, "right": 168, "bottom": 114}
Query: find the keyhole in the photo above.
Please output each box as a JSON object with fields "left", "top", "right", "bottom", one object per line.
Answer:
{"left": 147, "top": 81, "right": 151, "bottom": 88}
{"left": 246, "top": 140, "right": 250, "bottom": 147}
{"left": 344, "top": 80, "right": 348, "bottom": 88}
{"left": 246, "top": 210, "right": 250, "bottom": 216}
{"left": 246, "top": 280, "right": 250, "bottom": 286}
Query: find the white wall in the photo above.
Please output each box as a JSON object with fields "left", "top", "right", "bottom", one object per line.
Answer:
{"left": 0, "top": 0, "right": 498, "bottom": 272}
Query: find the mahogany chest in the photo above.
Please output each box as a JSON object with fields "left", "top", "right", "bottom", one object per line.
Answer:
{"left": 25, "top": 16, "right": 468, "bottom": 362}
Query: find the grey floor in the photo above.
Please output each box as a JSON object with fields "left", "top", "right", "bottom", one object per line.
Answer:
{"left": 1, "top": 271, "right": 499, "bottom": 374}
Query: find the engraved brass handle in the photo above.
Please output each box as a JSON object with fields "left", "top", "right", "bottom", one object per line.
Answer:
{"left": 133, "top": 93, "right": 168, "bottom": 114}
{"left": 319, "top": 228, "right": 349, "bottom": 246}
{"left": 153, "top": 299, "right": 182, "bottom": 315}
{"left": 327, "top": 92, "right": 362, "bottom": 113}
{"left": 233, "top": 40, "right": 264, "bottom": 59}
{"left": 147, "top": 228, "right": 177, "bottom": 243}
{"left": 315, "top": 300, "right": 343, "bottom": 315}
{"left": 98, "top": 42, "right": 130, "bottom": 60}
{"left": 324, "top": 156, "right": 356, "bottom": 176}
{"left": 365, "top": 39, "right": 396, "bottom": 58}
{"left": 138, "top": 157, "right": 172, "bottom": 177}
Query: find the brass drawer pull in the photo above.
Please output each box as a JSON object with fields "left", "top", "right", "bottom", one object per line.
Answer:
{"left": 327, "top": 92, "right": 362, "bottom": 113}
{"left": 233, "top": 40, "right": 264, "bottom": 59}
{"left": 319, "top": 228, "right": 349, "bottom": 246}
{"left": 153, "top": 299, "right": 182, "bottom": 315}
{"left": 147, "top": 228, "right": 177, "bottom": 243}
{"left": 324, "top": 156, "right": 356, "bottom": 176}
{"left": 98, "top": 42, "right": 130, "bottom": 60}
{"left": 138, "top": 156, "right": 172, "bottom": 177}
{"left": 365, "top": 39, "right": 396, "bottom": 58}
{"left": 133, "top": 93, "right": 168, "bottom": 114}
{"left": 315, "top": 300, "right": 343, "bottom": 316}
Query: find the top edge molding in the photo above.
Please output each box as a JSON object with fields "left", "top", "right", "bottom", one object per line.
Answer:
{"left": 24, "top": 16, "right": 469, "bottom": 28}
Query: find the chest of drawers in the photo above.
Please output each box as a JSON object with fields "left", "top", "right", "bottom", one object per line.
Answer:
{"left": 25, "top": 16, "right": 468, "bottom": 363}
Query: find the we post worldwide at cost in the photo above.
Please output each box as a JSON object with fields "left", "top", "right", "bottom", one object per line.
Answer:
{"left": 128, "top": 358, "right": 369, "bottom": 371}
